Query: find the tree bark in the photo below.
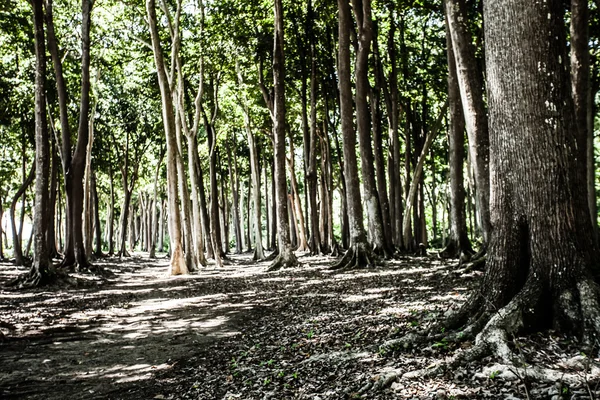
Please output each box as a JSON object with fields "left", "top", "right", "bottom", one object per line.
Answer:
{"left": 146, "top": 0, "right": 188, "bottom": 274}
{"left": 445, "top": 0, "right": 600, "bottom": 354}
{"left": 269, "top": 0, "right": 298, "bottom": 270}
{"left": 570, "top": 0, "right": 597, "bottom": 239}
{"left": 445, "top": 0, "right": 491, "bottom": 245}
{"left": 441, "top": 11, "right": 473, "bottom": 258}
{"left": 352, "top": 0, "right": 389, "bottom": 257}
{"left": 29, "top": 0, "right": 54, "bottom": 284}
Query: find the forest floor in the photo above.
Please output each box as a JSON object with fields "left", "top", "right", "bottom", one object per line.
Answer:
{"left": 0, "top": 253, "right": 599, "bottom": 400}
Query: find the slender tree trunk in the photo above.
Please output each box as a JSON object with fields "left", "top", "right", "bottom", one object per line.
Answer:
{"left": 158, "top": 198, "right": 165, "bottom": 253}
{"left": 445, "top": 0, "right": 491, "bottom": 245}
{"left": 10, "top": 163, "right": 35, "bottom": 265}
{"left": 571, "top": 0, "right": 597, "bottom": 239}
{"left": 92, "top": 172, "right": 103, "bottom": 257}
{"left": 269, "top": 0, "right": 297, "bottom": 270}
{"left": 107, "top": 168, "right": 115, "bottom": 255}
{"left": 47, "top": 142, "right": 59, "bottom": 258}
{"left": 441, "top": 13, "right": 472, "bottom": 258}
{"left": 147, "top": 0, "right": 187, "bottom": 274}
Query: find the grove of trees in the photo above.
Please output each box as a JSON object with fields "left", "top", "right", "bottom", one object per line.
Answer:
{"left": 2, "top": 0, "right": 600, "bottom": 364}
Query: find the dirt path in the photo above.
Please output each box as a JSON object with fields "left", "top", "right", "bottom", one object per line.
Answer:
{"left": 2, "top": 254, "right": 599, "bottom": 399}
{"left": 0, "top": 255, "right": 266, "bottom": 399}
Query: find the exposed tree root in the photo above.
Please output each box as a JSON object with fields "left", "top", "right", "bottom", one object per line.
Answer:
{"left": 456, "top": 254, "right": 486, "bottom": 274}
{"left": 267, "top": 248, "right": 298, "bottom": 271}
{"left": 330, "top": 242, "right": 379, "bottom": 271}
{"left": 438, "top": 240, "right": 474, "bottom": 261}
{"left": 375, "top": 277, "right": 600, "bottom": 394}
{"left": 265, "top": 247, "right": 279, "bottom": 262}
{"left": 330, "top": 243, "right": 343, "bottom": 258}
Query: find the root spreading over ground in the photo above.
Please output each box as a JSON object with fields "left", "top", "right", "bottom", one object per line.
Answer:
{"left": 1, "top": 253, "right": 599, "bottom": 399}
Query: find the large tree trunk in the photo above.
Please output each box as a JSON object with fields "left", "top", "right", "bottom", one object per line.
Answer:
{"left": 147, "top": 0, "right": 187, "bottom": 275}
{"left": 444, "top": 0, "right": 600, "bottom": 359}
{"left": 28, "top": 0, "right": 54, "bottom": 285}
{"left": 269, "top": 0, "right": 297, "bottom": 270}
{"left": 441, "top": 11, "right": 472, "bottom": 259}
{"left": 445, "top": 0, "right": 491, "bottom": 245}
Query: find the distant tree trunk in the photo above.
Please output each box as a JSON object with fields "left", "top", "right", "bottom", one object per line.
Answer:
{"left": 10, "top": 163, "right": 35, "bottom": 266}
{"left": 446, "top": 0, "right": 600, "bottom": 354}
{"left": 158, "top": 198, "right": 165, "bottom": 253}
{"left": 402, "top": 103, "right": 448, "bottom": 250}
{"left": 91, "top": 172, "right": 103, "bottom": 257}
{"left": 371, "top": 21, "right": 393, "bottom": 253}
{"left": 441, "top": 13, "right": 472, "bottom": 258}
{"left": 227, "top": 139, "right": 242, "bottom": 254}
{"left": 287, "top": 138, "right": 309, "bottom": 252}
{"left": 83, "top": 96, "right": 97, "bottom": 259}
{"left": 264, "top": 165, "right": 271, "bottom": 250}
{"left": 269, "top": 0, "right": 298, "bottom": 270}
{"left": 47, "top": 142, "right": 59, "bottom": 258}
{"left": 149, "top": 149, "right": 164, "bottom": 259}
{"left": 197, "top": 161, "right": 214, "bottom": 259}
{"left": 570, "top": 0, "right": 597, "bottom": 239}
{"left": 186, "top": 135, "right": 207, "bottom": 265}
{"left": 29, "top": 0, "right": 53, "bottom": 284}
{"left": 106, "top": 167, "right": 115, "bottom": 255}
{"left": 445, "top": 0, "right": 491, "bottom": 245}
{"left": 147, "top": 0, "right": 187, "bottom": 274}
{"left": 270, "top": 160, "right": 277, "bottom": 250}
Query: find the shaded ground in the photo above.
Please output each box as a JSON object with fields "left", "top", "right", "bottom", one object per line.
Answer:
{"left": 1, "top": 253, "right": 599, "bottom": 399}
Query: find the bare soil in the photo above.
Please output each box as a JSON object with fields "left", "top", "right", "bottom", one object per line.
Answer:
{"left": 1, "top": 253, "right": 599, "bottom": 399}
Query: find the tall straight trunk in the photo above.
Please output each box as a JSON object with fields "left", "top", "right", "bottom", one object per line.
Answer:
{"left": 445, "top": 0, "right": 491, "bottom": 245}
{"left": 371, "top": 23, "right": 393, "bottom": 252}
{"left": 147, "top": 0, "right": 187, "bottom": 274}
{"left": 287, "top": 138, "right": 309, "bottom": 252}
{"left": 91, "top": 172, "right": 103, "bottom": 257}
{"left": 442, "top": 14, "right": 472, "bottom": 257}
{"left": 149, "top": 150, "right": 164, "bottom": 259}
{"left": 175, "top": 112, "right": 197, "bottom": 271}
{"left": 334, "top": 0, "right": 373, "bottom": 270}
{"left": 237, "top": 64, "right": 265, "bottom": 259}
{"left": 227, "top": 140, "right": 242, "bottom": 254}
{"left": 306, "top": 0, "right": 321, "bottom": 255}
{"left": 106, "top": 168, "right": 115, "bottom": 255}
{"left": 207, "top": 124, "right": 223, "bottom": 267}
{"left": 352, "top": 0, "right": 388, "bottom": 257}
{"left": 570, "top": 0, "right": 597, "bottom": 239}
{"left": 185, "top": 135, "right": 207, "bottom": 265}
{"left": 30, "top": 0, "right": 52, "bottom": 283}
{"left": 264, "top": 165, "right": 270, "bottom": 250}
{"left": 47, "top": 142, "right": 59, "bottom": 258}
{"left": 158, "top": 198, "right": 165, "bottom": 252}
{"left": 83, "top": 97, "right": 96, "bottom": 258}
{"left": 269, "top": 0, "right": 297, "bottom": 269}
{"left": 197, "top": 161, "right": 214, "bottom": 259}
{"left": 270, "top": 160, "right": 277, "bottom": 250}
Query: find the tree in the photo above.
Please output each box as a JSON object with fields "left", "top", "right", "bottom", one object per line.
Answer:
{"left": 442, "top": 0, "right": 600, "bottom": 361}
{"left": 269, "top": 0, "right": 298, "bottom": 270}
{"left": 45, "top": 0, "right": 95, "bottom": 270}
{"left": 332, "top": 0, "right": 375, "bottom": 270}
{"left": 440, "top": 7, "right": 472, "bottom": 259}
{"left": 27, "top": 0, "right": 54, "bottom": 285}
{"left": 146, "top": 0, "right": 188, "bottom": 275}
{"left": 444, "top": 0, "right": 490, "bottom": 246}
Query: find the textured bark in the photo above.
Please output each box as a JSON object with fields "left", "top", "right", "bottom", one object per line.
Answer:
{"left": 445, "top": 0, "right": 491, "bottom": 244}
{"left": 352, "top": 0, "right": 388, "bottom": 257}
{"left": 147, "top": 0, "right": 188, "bottom": 275}
{"left": 269, "top": 0, "right": 298, "bottom": 270}
{"left": 334, "top": 0, "right": 373, "bottom": 269}
{"left": 307, "top": 0, "right": 321, "bottom": 255}
{"left": 570, "top": 0, "right": 597, "bottom": 238}
{"left": 30, "top": 0, "right": 54, "bottom": 284}
{"left": 441, "top": 12, "right": 472, "bottom": 258}
{"left": 371, "top": 22, "right": 393, "bottom": 254}
{"left": 451, "top": 0, "right": 600, "bottom": 343}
